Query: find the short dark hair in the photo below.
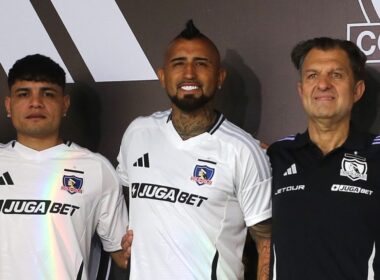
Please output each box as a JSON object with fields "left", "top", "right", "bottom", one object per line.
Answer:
{"left": 291, "top": 37, "right": 367, "bottom": 81}
{"left": 175, "top": 19, "right": 205, "bottom": 40}
{"left": 8, "top": 54, "right": 66, "bottom": 90}
{"left": 173, "top": 20, "right": 220, "bottom": 60}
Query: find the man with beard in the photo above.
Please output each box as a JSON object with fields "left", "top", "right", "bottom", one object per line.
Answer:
{"left": 117, "top": 20, "right": 272, "bottom": 280}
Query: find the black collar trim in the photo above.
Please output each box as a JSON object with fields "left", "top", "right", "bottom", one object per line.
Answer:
{"left": 294, "top": 126, "right": 373, "bottom": 151}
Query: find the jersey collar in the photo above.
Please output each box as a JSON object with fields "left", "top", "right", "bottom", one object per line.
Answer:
{"left": 294, "top": 125, "right": 373, "bottom": 151}
{"left": 166, "top": 110, "right": 225, "bottom": 135}
{"left": 12, "top": 141, "right": 69, "bottom": 160}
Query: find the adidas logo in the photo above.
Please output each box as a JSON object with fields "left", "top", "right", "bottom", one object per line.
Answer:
{"left": 133, "top": 153, "right": 150, "bottom": 168}
{"left": 283, "top": 164, "right": 297, "bottom": 176}
{"left": 0, "top": 172, "right": 14, "bottom": 185}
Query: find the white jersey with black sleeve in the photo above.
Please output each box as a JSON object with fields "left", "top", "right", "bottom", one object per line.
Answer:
{"left": 117, "top": 110, "right": 272, "bottom": 280}
{"left": 0, "top": 141, "right": 128, "bottom": 280}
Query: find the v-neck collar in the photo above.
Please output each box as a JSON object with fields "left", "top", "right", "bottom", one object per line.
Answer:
{"left": 165, "top": 110, "right": 225, "bottom": 146}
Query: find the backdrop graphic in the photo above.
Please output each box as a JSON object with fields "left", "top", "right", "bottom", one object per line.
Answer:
{"left": 2, "top": 0, "right": 380, "bottom": 160}
{"left": 1, "top": 0, "right": 380, "bottom": 279}
{"left": 348, "top": 0, "right": 380, "bottom": 62}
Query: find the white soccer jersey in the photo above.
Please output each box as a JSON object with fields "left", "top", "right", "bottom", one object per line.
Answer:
{"left": 0, "top": 141, "right": 128, "bottom": 280}
{"left": 117, "top": 110, "right": 272, "bottom": 280}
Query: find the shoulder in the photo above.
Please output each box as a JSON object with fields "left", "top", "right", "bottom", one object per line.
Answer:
{"left": 216, "top": 119, "right": 272, "bottom": 179}
{"left": 0, "top": 142, "right": 8, "bottom": 148}
{"left": 216, "top": 118, "right": 261, "bottom": 150}
{"left": 365, "top": 133, "right": 380, "bottom": 153}
{"left": 215, "top": 119, "right": 271, "bottom": 170}
{"left": 64, "top": 142, "right": 114, "bottom": 169}
{"left": 0, "top": 141, "right": 14, "bottom": 149}
{"left": 267, "top": 134, "right": 298, "bottom": 154}
{"left": 119, "top": 110, "right": 170, "bottom": 148}
{"left": 344, "top": 128, "right": 380, "bottom": 153}
{"left": 63, "top": 141, "right": 92, "bottom": 156}
{"left": 0, "top": 141, "right": 16, "bottom": 155}
{"left": 125, "top": 110, "right": 170, "bottom": 132}
{"left": 369, "top": 134, "right": 380, "bottom": 146}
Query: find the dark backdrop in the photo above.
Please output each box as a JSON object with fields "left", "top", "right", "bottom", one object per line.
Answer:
{"left": 1, "top": 1, "right": 380, "bottom": 279}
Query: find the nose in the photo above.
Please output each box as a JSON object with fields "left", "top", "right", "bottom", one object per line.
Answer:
{"left": 29, "top": 93, "right": 43, "bottom": 108}
{"left": 317, "top": 75, "right": 332, "bottom": 91}
{"left": 183, "top": 63, "right": 195, "bottom": 79}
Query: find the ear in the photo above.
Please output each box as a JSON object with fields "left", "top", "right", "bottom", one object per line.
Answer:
{"left": 297, "top": 81, "right": 303, "bottom": 98}
{"left": 157, "top": 68, "right": 166, "bottom": 88}
{"left": 217, "top": 68, "right": 227, "bottom": 88}
{"left": 353, "top": 80, "right": 365, "bottom": 103}
{"left": 63, "top": 94, "right": 70, "bottom": 116}
{"left": 4, "top": 96, "right": 11, "bottom": 117}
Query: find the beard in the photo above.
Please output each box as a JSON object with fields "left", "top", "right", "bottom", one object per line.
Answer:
{"left": 169, "top": 94, "right": 213, "bottom": 112}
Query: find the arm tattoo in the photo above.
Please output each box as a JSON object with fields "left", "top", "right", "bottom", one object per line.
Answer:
{"left": 249, "top": 220, "right": 271, "bottom": 280}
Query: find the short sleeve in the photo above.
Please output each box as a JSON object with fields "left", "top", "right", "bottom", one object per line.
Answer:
{"left": 116, "top": 128, "right": 130, "bottom": 187}
{"left": 236, "top": 142, "right": 272, "bottom": 227}
{"left": 96, "top": 158, "right": 129, "bottom": 252}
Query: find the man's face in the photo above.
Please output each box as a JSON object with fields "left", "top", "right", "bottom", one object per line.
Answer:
{"left": 5, "top": 80, "right": 70, "bottom": 141}
{"left": 158, "top": 38, "right": 226, "bottom": 112}
{"left": 298, "top": 48, "right": 365, "bottom": 125}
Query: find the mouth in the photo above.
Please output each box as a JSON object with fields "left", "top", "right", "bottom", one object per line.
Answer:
{"left": 180, "top": 85, "right": 200, "bottom": 91}
{"left": 26, "top": 114, "right": 46, "bottom": 120}
{"left": 178, "top": 82, "right": 202, "bottom": 93}
{"left": 314, "top": 93, "right": 335, "bottom": 101}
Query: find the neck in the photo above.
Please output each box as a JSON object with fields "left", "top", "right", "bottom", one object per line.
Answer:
{"left": 171, "top": 104, "right": 217, "bottom": 140}
{"left": 308, "top": 119, "right": 350, "bottom": 155}
{"left": 17, "top": 134, "right": 63, "bottom": 151}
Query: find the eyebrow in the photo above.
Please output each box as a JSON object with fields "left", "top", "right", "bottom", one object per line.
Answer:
{"left": 13, "top": 87, "right": 59, "bottom": 95}
{"left": 303, "top": 67, "right": 346, "bottom": 73}
{"left": 40, "top": 87, "right": 58, "bottom": 91}
{"left": 169, "top": 57, "right": 210, "bottom": 63}
{"left": 15, "top": 86, "right": 57, "bottom": 91}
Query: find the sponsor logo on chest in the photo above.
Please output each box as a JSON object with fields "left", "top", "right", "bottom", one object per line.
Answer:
{"left": 331, "top": 184, "right": 373, "bottom": 196}
{"left": 131, "top": 183, "right": 208, "bottom": 207}
{"left": 0, "top": 200, "right": 80, "bottom": 216}
{"left": 274, "top": 185, "right": 305, "bottom": 195}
